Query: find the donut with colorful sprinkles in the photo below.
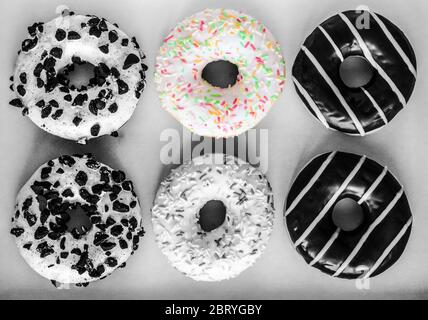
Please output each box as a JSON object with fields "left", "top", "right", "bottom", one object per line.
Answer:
{"left": 152, "top": 154, "right": 275, "bottom": 281}
{"left": 9, "top": 10, "right": 147, "bottom": 143}
{"left": 10, "top": 154, "right": 144, "bottom": 288}
{"left": 155, "top": 8, "right": 286, "bottom": 138}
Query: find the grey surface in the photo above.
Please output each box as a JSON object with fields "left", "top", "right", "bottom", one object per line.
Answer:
{"left": 0, "top": 0, "right": 428, "bottom": 300}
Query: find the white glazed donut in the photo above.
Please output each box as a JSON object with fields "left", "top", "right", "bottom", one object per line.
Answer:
{"left": 10, "top": 154, "right": 144, "bottom": 287}
{"left": 10, "top": 11, "right": 147, "bottom": 143}
{"left": 155, "top": 8, "right": 286, "bottom": 138}
{"left": 152, "top": 154, "right": 274, "bottom": 281}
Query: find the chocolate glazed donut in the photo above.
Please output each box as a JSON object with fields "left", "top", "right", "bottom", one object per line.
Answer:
{"left": 292, "top": 10, "right": 417, "bottom": 135}
{"left": 285, "top": 151, "right": 412, "bottom": 279}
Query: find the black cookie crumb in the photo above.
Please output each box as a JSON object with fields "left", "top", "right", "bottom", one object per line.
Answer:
{"left": 67, "top": 31, "right": 81, "bottom": 40}
{"left": 90, "top": 124, "right": 100, "bottom": 136}
{"left": 55, "top": 29, "right": 66, "bottom": 41}
{"left": 99, "top": 44, "right": 109, "bottom": 54}
{"left": 123, "top": 53, "right": 140, "bottom": 70}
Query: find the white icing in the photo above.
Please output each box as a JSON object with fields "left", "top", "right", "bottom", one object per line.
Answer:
{"left": 152, "top": 154, "right": 274, "bottom": 281}
{"left": 155, "top": 8, "right": 286, "bottom": 138}
{"left": 13, "top": 13, "right": 146, "bottom": 142}
{"left": 11, "top": 155, "right": 143, "bottom": 286}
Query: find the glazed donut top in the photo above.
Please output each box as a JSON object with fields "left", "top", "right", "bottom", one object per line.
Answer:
{"left": 11, "top": 154, "right": 144, "bottom": 286}
{"left": 152, "top": 154, "right": 275, "bottom": 281}
{"left": 292, "top": 10, "right": 417, "bottom": 135}
{"left": 10, "top": 12, "right": 147, "bottom": 143}
{"left": 155, "top": 8, "right": 286, "bottom": 138}
{"left": 285, "top": 151, "right": 412, "bottom": 279}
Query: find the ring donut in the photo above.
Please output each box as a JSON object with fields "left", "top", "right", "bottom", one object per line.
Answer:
{"left": 292, "top": 10, "right": 417, "bottom": 135}
{"left": 285, "top": 151, "right": 412, "bottom": 279}
{"left": 155, "top": 8, "right": 286, "bottom": 138}
{"left": 10, "top": 154, "right": 144, "bottom": 287}
{"left": 9, "top": 10, "right": 147, "bottom": 143}
{"left": 152, "top": 154, "right": 274, "bottom": 281}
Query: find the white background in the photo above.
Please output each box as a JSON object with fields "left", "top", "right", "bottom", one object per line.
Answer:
{"left": 0, "top": 0, "right": 427, "bottom": 299}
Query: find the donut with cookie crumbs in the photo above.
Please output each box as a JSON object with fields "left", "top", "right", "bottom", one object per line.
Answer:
{"left": 9, "top": 10, "right": 147, "bottom": 143}
{"left": 11, "top": 154, "right": 144, "bottom": 288}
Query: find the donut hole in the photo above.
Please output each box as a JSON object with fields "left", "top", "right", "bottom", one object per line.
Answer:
{"left": 198, "top": 200, "right": 227, "bottom": 232}
{"left": 332, "top": 198, "right": 364, "bottom": 232}
{"left": 65, "top": 203, "right": 93, "bottom": 236}
{"left": 201, "top": 60, "right": 239, "bottom": 89}
{"left": 58, "top": 60, "right": 96, "bottom": 90}
{"left": 339, "top": 56, "right": 375, "bottom": 89}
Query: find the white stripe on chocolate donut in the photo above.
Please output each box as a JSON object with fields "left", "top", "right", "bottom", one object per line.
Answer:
{"left": 361, "top": 88, "right": 388, "bottom": 125}
{"left": 309, "top": 227, "right": 340, "bottom": 266}
{"left": 358, "top": 166, "right": 388, "bottom": 205}
{"left": 292, "top": 76, "right": 331, "bottom": 129}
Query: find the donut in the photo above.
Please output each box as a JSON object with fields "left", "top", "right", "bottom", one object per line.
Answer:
{"left": 285, "top": 151, "right": 412, "bottom": 279}
{"left": 155, "top": 8, "right": 286, "bottom": 138}
{"left": 292, "top": 10, "right": 417, "bottom": 135}
{"left": 152, "top": 154, "right": 274, "bottom": 281}
{"left": 10, "top": 154, "right": 144, "bottom": 287}
{"left": 9, "top": 10, "right": 147, "bottom": 143}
